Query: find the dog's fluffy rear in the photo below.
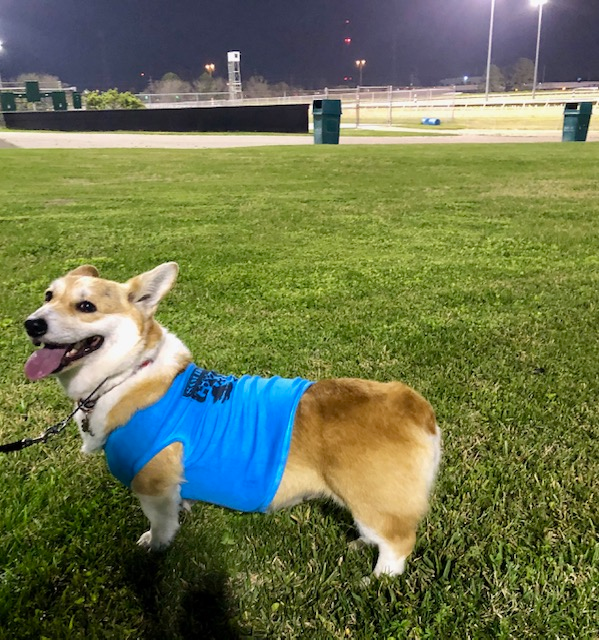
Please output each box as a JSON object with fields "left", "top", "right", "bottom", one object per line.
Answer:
{"left": 272, "top": 378, "right": 441, "bottom": 575}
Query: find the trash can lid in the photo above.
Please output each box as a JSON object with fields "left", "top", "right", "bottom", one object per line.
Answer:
{"left": 313, "top": 99, "right": 342, "bottom": 115}
{"left": 564, "top": 101, "right": 594, "bottom": 114}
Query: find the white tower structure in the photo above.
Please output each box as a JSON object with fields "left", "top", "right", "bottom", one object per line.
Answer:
{"left": 227, "top": 51, "right": 242, "bottom": 100}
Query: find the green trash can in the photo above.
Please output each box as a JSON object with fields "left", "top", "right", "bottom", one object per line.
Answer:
{"left": 313, "top": 99, "right": 342, "bottom": 144}
{"left": 72, "top": 92, "right": 82, "bottom": 109}
{"left": 562, "top": 102, "right": 593, "bottom": 142}
{"left": 0, "top": 92, "right": 17, "bottom": 112}
{"left": 51, "top": 91, "right": 68, "bottom": 111}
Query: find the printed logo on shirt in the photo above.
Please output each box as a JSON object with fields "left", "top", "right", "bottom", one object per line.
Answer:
{"left": 183, "top": 367, "right": 236, "bottom": 404}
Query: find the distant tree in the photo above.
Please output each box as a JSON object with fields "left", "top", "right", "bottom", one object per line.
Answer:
{"left": 15, "top": 73, "right": 64, "bottom": 88}
{"left": 479, "top": 64, "right": 505, "bottom": 92}
{"left": 507, "top": 58, "right": 535, "bottom": 90}
{"left": 269, "top": 81, "right": 294, "bottom": 96}
{"left": 146, "top": 73, "right": 192, "bottom": 95}
{"left": 243, "top": 75, "right": 272, "bottom": 98}
{"left": 193, "top": 72, "right": 227, "bottom": 94}
{"left": 85, "top": 88, "right": 145, "bottom": 110}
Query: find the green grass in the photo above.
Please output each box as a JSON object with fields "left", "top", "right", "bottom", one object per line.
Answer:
{"left": 340, "top": 128, "right": 448, "bottom": 137}
{"left": 0, "top": 144, "right": 598, "bottom": 639}
{"left": 347, "top": 104, "right": 599, "bottom": 132}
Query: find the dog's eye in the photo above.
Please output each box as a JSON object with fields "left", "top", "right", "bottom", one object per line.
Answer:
{"left": 76, "top": 300, "right": 97, "bottom": 313}
{"left": 44, "top": 291, "right": 53, "bottom": 302}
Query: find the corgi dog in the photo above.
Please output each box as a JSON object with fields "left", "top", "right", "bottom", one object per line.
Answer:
{"left": 24, "top": 263, "right": 441, "bottom": 577}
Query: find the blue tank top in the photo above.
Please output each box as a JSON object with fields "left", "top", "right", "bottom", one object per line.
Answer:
{"left": 103, "top": 364, "right": 313, "bottom": 512}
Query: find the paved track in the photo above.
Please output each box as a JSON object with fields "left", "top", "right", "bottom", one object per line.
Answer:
{"left": 1, "top": 129, "right": 590, "bottom": 149}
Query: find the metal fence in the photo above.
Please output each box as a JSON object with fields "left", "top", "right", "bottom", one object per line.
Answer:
{"left": 135, "top": 84, "right": 599, "bottom": 129}
{"left": 136, "top": 86, "right": 459, "bottom": 110}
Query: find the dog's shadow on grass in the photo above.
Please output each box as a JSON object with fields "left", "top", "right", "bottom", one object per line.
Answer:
{"left": 177, "top": 573, "right": 241, "bottom": 640}
{"left": 120, "top": 503, "right": 361, "bottom": 639}
{"left": 122, "top": 540, "right": 241, "bottom": 640}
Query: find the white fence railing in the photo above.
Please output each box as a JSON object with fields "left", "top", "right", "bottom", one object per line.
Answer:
{"left": 136, "top": 85, "right": 599, "bottom": 111}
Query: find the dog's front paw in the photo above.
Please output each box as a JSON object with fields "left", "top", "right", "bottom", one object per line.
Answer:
{"left": 137, "top": 530, "right": 171, "bottom": 552}
{"left": 137, "top": 530, "right": 153, "bottom": 550}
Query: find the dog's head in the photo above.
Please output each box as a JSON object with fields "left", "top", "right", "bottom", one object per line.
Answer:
{"left": 24, "top": 263, "right": 178, "bottom": 382}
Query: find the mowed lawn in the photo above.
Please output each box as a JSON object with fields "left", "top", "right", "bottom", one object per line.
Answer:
{"left": 0, "top": 144, "right": 597, "bottom": 639}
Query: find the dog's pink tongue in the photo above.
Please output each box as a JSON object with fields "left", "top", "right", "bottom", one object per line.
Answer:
{"left": 24, "top": 347, "right": 67, "bottom": 381}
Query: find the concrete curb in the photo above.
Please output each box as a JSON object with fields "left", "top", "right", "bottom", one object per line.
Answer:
{"left": 0, "top": 129, "right": 595, "bottom": 149}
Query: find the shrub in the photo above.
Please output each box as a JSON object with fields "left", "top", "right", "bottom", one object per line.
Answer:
{"left": 85, "top": 89, "right": 145, "bottom": 110}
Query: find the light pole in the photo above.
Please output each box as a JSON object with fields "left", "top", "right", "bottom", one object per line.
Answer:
{"left": 205, "top": 63, "right": 215, "bottom": 77}
{"left": 484, "top": 0, "right": 497, "bottom": 102}
{"left": 355, "top": 59, "right": 366, "bottom": 86}
{"left": 531, "top": 0, "right": 548, "bottom": 99}
{"left": 0, "top": 40, "right": 4, "bottom": 89}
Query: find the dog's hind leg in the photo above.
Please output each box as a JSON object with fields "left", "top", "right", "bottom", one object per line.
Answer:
{"left": 355, "top": 517, "right": 417, "bottom": 576}
{"left": 131, "top": 442, "right": 184, "bottom": 551}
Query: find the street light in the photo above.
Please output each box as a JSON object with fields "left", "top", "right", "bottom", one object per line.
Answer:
{"left": 355, "top": 59, "right": 366, "bottom": 86}
{"left": 484, "top": 0, "right": 497, "bottom": 102}
{"left": 205, "top": 63, "right": 215, "bottom": 77}
{"left": 531, "top": 0, "right": 549, "bottom": 99}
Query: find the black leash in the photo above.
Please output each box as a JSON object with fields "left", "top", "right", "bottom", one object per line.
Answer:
{"left": 0, "top": 378, "right": 108, "bottom": 454}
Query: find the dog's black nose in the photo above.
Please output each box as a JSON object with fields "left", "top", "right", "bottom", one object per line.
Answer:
{"left": 25, "top": 318, "right": 48, "bottom": 338}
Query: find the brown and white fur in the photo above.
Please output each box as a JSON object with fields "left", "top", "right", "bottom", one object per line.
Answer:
{"left": 24, "top": 263, "right": 441, "bottom": 577}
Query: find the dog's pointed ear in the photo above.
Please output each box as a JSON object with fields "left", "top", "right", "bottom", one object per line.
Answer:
{"left": 67, "top": 265, "right": 99, "bottom": 278}
{"left": 127, "top": 262, "right": 179, "bottom": 314}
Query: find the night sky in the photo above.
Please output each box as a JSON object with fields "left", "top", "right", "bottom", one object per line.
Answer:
{"left": 1, "top": 0, "right": 598, "bottom": 91}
